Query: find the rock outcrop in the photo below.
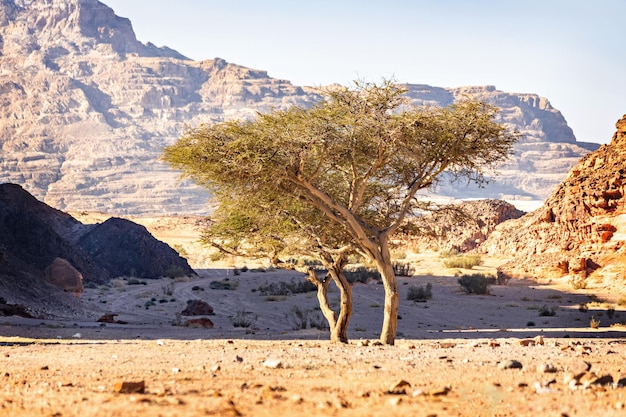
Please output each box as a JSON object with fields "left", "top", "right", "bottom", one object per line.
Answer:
{"left": 407, "top": 199, "right": 526, "bottom": 252}
{"left": 482, "top": 115, "right": 626, "bottom": 288}
{"left": 42, "top": 257, "right": 84, "bottom": 296}
{"left": 78, "top": 217, "right": 195, "bottom": 279}
{"left": 0, "top": 0, "right": 599, "bottom": 215}
{"left": 0, "top": 182, "right": 196, "bottom": 316}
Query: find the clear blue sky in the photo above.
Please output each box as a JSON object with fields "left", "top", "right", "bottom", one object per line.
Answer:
{"left": 102, "top": 0, "right": 625, "bottom": 144}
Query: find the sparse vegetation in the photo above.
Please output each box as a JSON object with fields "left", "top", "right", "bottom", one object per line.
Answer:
{"left": 164, "top": 265, "right": 188, "bottom": 279}
{"left": 210, "top": 278, "right": 239, "bottom": 290}
{"left": 607, "top": 306, "right": 616, "bottom": 319}
{"left": 230, "top": 310, "right": 257, "bottom": 328}
{"left": 344, "top": 266, "right": 381, "bottom": 284}
{"left": 590, "top": 316, "right": 601, "bottom": 329}
{"left": 570, "top": 275, "right": 588, "bottom": 290}
{"left": 538, "top": 305, "right": 557, "bottom": 317}
{"left": 392, "top": 261, "right": 415, "bottom": 277}
{"left": 256, "top": 278, "right": 316, "bottom": 296}
{"left": 407, "top": 283, "right": 433, "bottom": 302}
{"left": 285, "top": 306, "right": 328, "bottom": 331}
{"left": 161, "top": 282, "right": 175, "bottom": 296}
{"left": 458, "top": 273, "right": 493, "bottom": 295}
{"left": 443, "top": 255, "right": 483, "bottom": 270}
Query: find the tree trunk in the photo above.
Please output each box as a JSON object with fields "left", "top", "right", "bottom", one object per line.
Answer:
{"left": 376, "top": 239, "right": 399, "bottom": 345}
{"left": 326, "top": 265, "right": 353, "bottom": 344}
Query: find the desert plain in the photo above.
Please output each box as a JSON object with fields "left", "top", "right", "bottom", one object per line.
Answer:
{"left": 1, "top": 215, "right": 626, "bottom": 417}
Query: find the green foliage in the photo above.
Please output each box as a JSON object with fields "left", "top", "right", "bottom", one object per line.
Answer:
{"left": 407, "top": 283, "right": 433, "bottom": 302}
{"left": 458, "top": 273, "right": 494, "bottom": 294}
{"left": 443, "top": 255, "right": 483, "bottom": 269}
{"left": 344, "top": 266, "right": 381, "bottom": 284}
{"left": 162, "top": 80, "right": 518, "bottom": 344}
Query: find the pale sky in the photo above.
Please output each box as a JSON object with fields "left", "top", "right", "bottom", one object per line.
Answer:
{"left": 102, "top": 0, "right": 625, "bottom": 144}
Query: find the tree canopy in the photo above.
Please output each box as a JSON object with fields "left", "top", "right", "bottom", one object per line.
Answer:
{"left": 163, "top": 80, "right": 518, "bottom": 344}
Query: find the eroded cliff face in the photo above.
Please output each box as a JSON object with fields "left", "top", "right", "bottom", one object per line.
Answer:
{"left": 483, "top": 115, "right": 626, "bottom": 287}
{"left": 0, "top": 0, "right": 598, "bottom": 214}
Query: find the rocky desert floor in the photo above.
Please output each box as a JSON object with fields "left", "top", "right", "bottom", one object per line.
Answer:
{"left": 2, "top": 214, "right": 626, "bottom": 416}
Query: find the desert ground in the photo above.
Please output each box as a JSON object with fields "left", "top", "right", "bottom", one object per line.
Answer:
{"left": 2, "top": 214, "right": 626, "bottom": 416}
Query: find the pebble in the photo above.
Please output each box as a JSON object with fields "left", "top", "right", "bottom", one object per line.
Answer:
{"left": 498, "top": 360, "right": 523, "bottom": 370}
{"left": 113, "top": 380, "right": 145, "bottom": 394}
{"left": 263, "top": 359, "right": 283, "bottom": 369}
{"left": 537, "top": 363, "right": 557, "bottom": 373}
{"left": 388, "top": 380, "right": 411, "bottom": 395}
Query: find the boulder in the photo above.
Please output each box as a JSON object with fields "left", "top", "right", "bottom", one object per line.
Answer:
{"left": 181, "top": 300, "right": 214, "bottom": 316}
{"left": 42, "top": 258, "right": 84, "bottom": 296}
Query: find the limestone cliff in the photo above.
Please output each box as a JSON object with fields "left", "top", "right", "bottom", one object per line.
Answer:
{"left": 482, "top": 115, "right": 626, "bottom": 288}
{"left": 0, "top": 0, "right": 599, "bottom": 214}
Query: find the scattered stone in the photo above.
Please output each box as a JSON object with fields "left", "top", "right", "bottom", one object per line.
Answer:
{"left": 519, "top": 339, "right": 536, "bottom": 347}
{"left": 489, "top": 339, "right": 500, "bottom": 348}
{"left": 534, "top": 335, "right": 545, "bottom": 345}
{"left": 97, "top": 313, "right": 128, "bottom": 324}
{"left": 498, "top": 360, "right": 523, "bottom": 370}
{"left": 617, "top": 377, "right": 626, "bottom": 387}
{"left": 357, "top": 340, "right": 370, "bottom": 347}
{"left": 263, "top": 359, "right": 283, "bottom": 369}
{"left": 537, "top": 363, "right": 558, "bottom": 373}
{"left": 114, "top": 380, "right": 145, "bottom": 394}
{"left": 388, "top": 380, "right": 411, "bottom": 395}
{"left": 71, "top": 333, "right": 81, "bottom": 338}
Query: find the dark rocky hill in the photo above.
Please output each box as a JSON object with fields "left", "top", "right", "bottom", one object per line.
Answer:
{"left": 0, "top": 0, "right": 599, "bottom": 215}
{"left": 0, "top": 183, "right": 195, "bottom": 317}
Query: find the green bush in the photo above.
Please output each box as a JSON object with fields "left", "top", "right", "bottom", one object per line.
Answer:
{"left": 443, "top": 255, "right": 483, "bottom": 269}
{"left": 407, "top": 283, "right": 432, "bottom": 302}
{"left": 256, "top": 278, "right": 316, "bottom": 296}
{"left": 210, "top": 278, "right": 239, "bottom": 290}
{"left": 458, "top": 273, "right": 493, "bottom": 294}
{"left": 344, "top": 266, "right": 381, "bottom": 284}
{"left": 393, "top": 261, "right": 415, "bottom": 277}
{"left": 538, "top": 305, "right": 557, "bottom": 316}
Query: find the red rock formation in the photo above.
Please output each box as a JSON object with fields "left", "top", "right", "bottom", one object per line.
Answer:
{"left": 483, "top": 115, "right": 626, "bottom": 288}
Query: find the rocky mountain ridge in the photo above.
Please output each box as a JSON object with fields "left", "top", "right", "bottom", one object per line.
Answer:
{"left": 0, "top": 0, "right": 600, "bottom": 215}
{"left": 482, "top": 115, "right": 626, "bottom": 289}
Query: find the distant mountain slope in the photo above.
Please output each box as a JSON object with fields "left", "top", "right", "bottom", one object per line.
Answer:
{"left": 0, "top": 0, "right": 598, "bottom": 215}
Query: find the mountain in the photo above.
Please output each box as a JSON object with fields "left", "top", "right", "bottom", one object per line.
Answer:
{"left": 0, "top": 182, "right": 195, "bottom": 316}
{"left": 482, "top": 115, "right": 626, "bottom": 290}
{"left": 0, "top": 0, "right": 599, "bottom": 215}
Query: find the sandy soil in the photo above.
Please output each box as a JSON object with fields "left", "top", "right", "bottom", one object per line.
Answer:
{"left": 2, "top": 214, "right": 626, "bottom": 416}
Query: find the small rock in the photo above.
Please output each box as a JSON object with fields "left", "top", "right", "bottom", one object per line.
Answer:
{"left": 568, "top": 360, "right": 591, "bottom": 375}
{"left": 156, "top": 340, "right": 165, "bottom": 346}
{"left": 71, "top": 333, "right": 81, "bottom": 338}
{"left": 357, "top": 340, "right": 370, "bottom": 347}
{"left": 537, "top": 363, "right": 557, "bottom": 373}
{"left": 498, "top": 360, "right": 523, "bottom": 370}
{"left": 113, "top": 380, "right": 145, "bottom": 394}
{"left": 263, "top": 359, "right": 283, "bottom": 369}
{"left": 534, "top": 335, "right": 545, "bottom": 345}
{"left": 388, "top": 380, "right": 411, "bottom": 395}
{"left": 519, "top": 339, "right": 535, "bottom": 347}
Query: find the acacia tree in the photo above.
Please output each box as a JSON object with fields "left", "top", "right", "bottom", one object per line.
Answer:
{"left": 201, "top": 189, "right": 356, "bottom": 344}
{"left": 163, "top": 80, "right": 517, "bottom": 345}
